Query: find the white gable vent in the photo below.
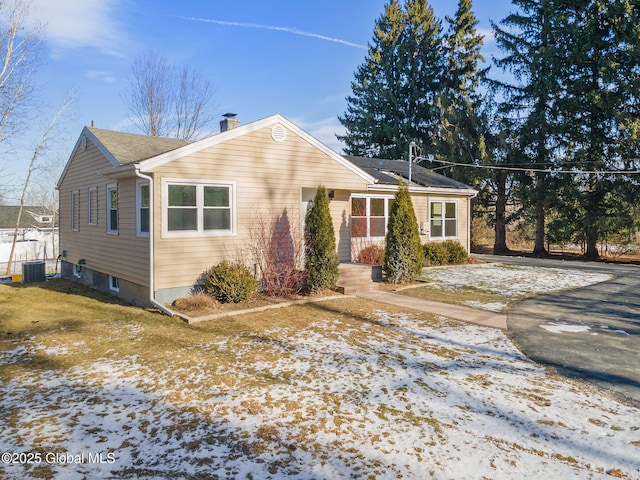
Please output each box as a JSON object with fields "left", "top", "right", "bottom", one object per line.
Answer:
{"left": 271, "top": 124, "right": 287, "bottom": 143}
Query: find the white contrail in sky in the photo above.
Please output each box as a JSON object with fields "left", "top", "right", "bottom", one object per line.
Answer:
{"left": 175, "top": 16, "right": 367, "bottom": 49}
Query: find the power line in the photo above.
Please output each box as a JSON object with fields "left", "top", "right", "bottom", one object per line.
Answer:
{"left": 419, "top": 158, "right": 640, "bottom": 175}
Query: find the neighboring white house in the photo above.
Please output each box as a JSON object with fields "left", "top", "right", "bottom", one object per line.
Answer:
{"left": 0, "top": 206, "right": 59, "bottom": 269}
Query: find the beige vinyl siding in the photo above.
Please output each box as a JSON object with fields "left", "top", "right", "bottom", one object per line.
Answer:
{"left": 150, "top": 125, "right": 370, "bottom": 290}
{"left": 58, "top": 141, "right": 150, "bottom": 286}
{"left": 421, "top": 195, "right": 471, "bottom": 251}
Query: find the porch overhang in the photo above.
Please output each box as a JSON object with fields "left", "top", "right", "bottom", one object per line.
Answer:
{"left": 366, "top": 183, "right": 478, "bottom": 198}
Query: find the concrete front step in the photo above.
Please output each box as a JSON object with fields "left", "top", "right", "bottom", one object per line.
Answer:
{"left": 335, "top": 263, "right": 382, "bottom": 294}
{"left": 337, "top": 263, "right": 383, "bottom": 279}
{"left": 335, "top": 283, "right": 379, "bottom": 295}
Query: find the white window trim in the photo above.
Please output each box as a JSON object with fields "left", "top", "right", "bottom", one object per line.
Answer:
{"left": 72, "top": 264, "right": 81, "bottom": 278}
{"left": 161, "top": 178, "right": 237, "bottom": 238}
{"left": 109, "top": 275, "right": 120, "bottom": 292}
{"left": 429, "top": 199, "right": 459, "bottom": 240}
{"left": 106, "top": 183, "right": 118, "bottom": 235}
{"left": 88, "top": 186, "right": 98, "bottom": 226}
{"left": 136, "top": 179, "right": 150, "bottom": 237}
{"left": 351, "top": 194, "right": 395, "bottom": 240}
{"left": 71, "top": 190, "right": 80, "bottom": 231}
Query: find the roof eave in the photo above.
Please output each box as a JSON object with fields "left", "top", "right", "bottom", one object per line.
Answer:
{"left": 98, "top": 163, "right": 138, "bottom": 179}
{"left": 56, "top": 126, "right": 122, "bottom": 189}
{"left": 367, "top": 183, "right": 478, "bottom": 197}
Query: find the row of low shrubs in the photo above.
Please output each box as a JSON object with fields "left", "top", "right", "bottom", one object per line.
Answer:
{"left": 356, "top": 240, "right": 469, "bottom": 267}
{"left": 201, "top": 237, "right": 470, "bottom": 305}
{"left": 423, "top": 240, "right": 469, "bottom": 266}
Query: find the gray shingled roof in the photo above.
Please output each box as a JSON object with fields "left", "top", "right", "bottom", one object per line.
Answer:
{"left": 87, "top": 128, "right": 192, "bottom": 165}
{"left": 0, "top": 206, "right": 56, "bottom": 229}
{"left": 342, "top": 156, "right": 472, "bottom": 189}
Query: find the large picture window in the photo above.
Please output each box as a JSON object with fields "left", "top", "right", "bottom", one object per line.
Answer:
{"left": 163, "top": 179, "right": 234, "bottom": 236}
{"left": 430, "top": 200, "right": 457, "bottom": 239}
{"left": 351, "top": 195, "right": 394, "bottom": 239}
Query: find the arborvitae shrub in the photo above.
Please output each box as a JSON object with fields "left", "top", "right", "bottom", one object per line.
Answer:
{"left": 423, "top": 240, "right": 468, "bottom": 266}
{"left": 304, "top": 186, "right": 339, "bottom": 293}
{"left": 204, "top": 261, "right": 258, "bottom": 303}
{"left": 383, "top": 182, "right": 423, "bottom": 283}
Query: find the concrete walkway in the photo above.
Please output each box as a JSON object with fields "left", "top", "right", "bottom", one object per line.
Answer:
{"left": 356, "top": 290, "right": 507, "bottom": 330}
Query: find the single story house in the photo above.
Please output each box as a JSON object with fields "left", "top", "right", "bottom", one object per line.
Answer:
{"left": 56, "top": 114, "right": 477, "bottom": 308}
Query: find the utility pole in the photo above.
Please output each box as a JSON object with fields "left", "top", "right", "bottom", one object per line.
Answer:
{"left": 409, "top": 141, "right": 416, "bottom": 184}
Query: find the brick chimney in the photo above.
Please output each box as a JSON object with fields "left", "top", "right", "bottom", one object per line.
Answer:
{"left": 220, "top": 113, "right": 240, "bottom": 132}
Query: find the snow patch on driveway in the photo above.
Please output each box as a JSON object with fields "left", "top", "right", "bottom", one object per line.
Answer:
{"left": 540, "top": 323, "right": 592, "bottom": 333}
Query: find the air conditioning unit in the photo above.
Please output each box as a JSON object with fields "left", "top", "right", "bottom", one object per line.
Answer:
{"left": 22, "top": 261, "right": 46, "bottom": 284}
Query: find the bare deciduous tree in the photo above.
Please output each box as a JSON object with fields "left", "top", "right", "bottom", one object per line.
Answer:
{"left": 0, "top": 0, "right": 44, "bottom": 147}
{"left": 5, "top": 94, "right": 72, "bottom": 275}
{"left": 124, "top": 51, "right": 216, "bottom": 140}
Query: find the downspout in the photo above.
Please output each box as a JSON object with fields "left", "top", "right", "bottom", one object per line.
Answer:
{"left": 134, "top": 167, "right": 178, "bottom": 317}
{"left": 467, "top": 191, "right": 478, "bottom": 255}
{"left": 467, "top": 196, "right": 472, "bottom": 255}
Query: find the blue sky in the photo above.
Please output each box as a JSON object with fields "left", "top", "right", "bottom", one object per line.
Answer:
{"left": 5, "top": 0, "right": 515, "bottom": 199}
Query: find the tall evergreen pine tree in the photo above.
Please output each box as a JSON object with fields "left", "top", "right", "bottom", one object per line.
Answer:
{"left": 493, "top": 0, "right": 564, "bottom": 256}
{"left": 339, "top": 0, "right": 443, "bottom": 160}
{"left": 554, "top": 0, "right": 640, "bottom": 259}
{"left": 436, "top": 0, "right": 488, "bottom": 183}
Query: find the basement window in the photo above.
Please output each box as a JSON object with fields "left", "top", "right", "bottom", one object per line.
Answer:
{"left": 109, "top": 275, "right": 120, "bottom": 292}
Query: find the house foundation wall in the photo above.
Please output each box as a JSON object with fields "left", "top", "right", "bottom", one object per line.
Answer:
{"left": 61, "top": 260, "right": 150, "bottom": 307}
{"left": 154, "top": 286, "right": 194, "bottom": 306}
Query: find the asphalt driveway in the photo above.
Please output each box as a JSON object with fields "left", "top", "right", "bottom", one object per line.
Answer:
{"left": 477, "top": 254, "right": 640, "bottom": 406}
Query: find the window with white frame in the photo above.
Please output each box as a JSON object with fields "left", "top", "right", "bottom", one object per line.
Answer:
{"left": 109, "top": 275, "right": 120, "bottom": 292}
{"left": 88, "top": 186, "right": 98, "bottom": 225}
{"left": 430, "top": 200, "right": 457, "bottom": 238}
{"left": 136, "top": 181, "right": 150, "bottom": 236}
{"left": 351, "top": 195, "right": 394, "bottom": 239}
{"left": 106, "top": 183, "right": 118, "bottom": 234}
{"left": 163, "top": 179, "right": 234, "bottom": 236}
{"left": 71, "top": 190, "right": 80, "bottom": 231}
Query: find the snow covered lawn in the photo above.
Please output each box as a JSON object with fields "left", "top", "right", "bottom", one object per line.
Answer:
{"left": 415, "top": 263, "right": 613, "bottom": 312}
{"left": 1, "top": 283, "right": 638, "bottom": 479}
